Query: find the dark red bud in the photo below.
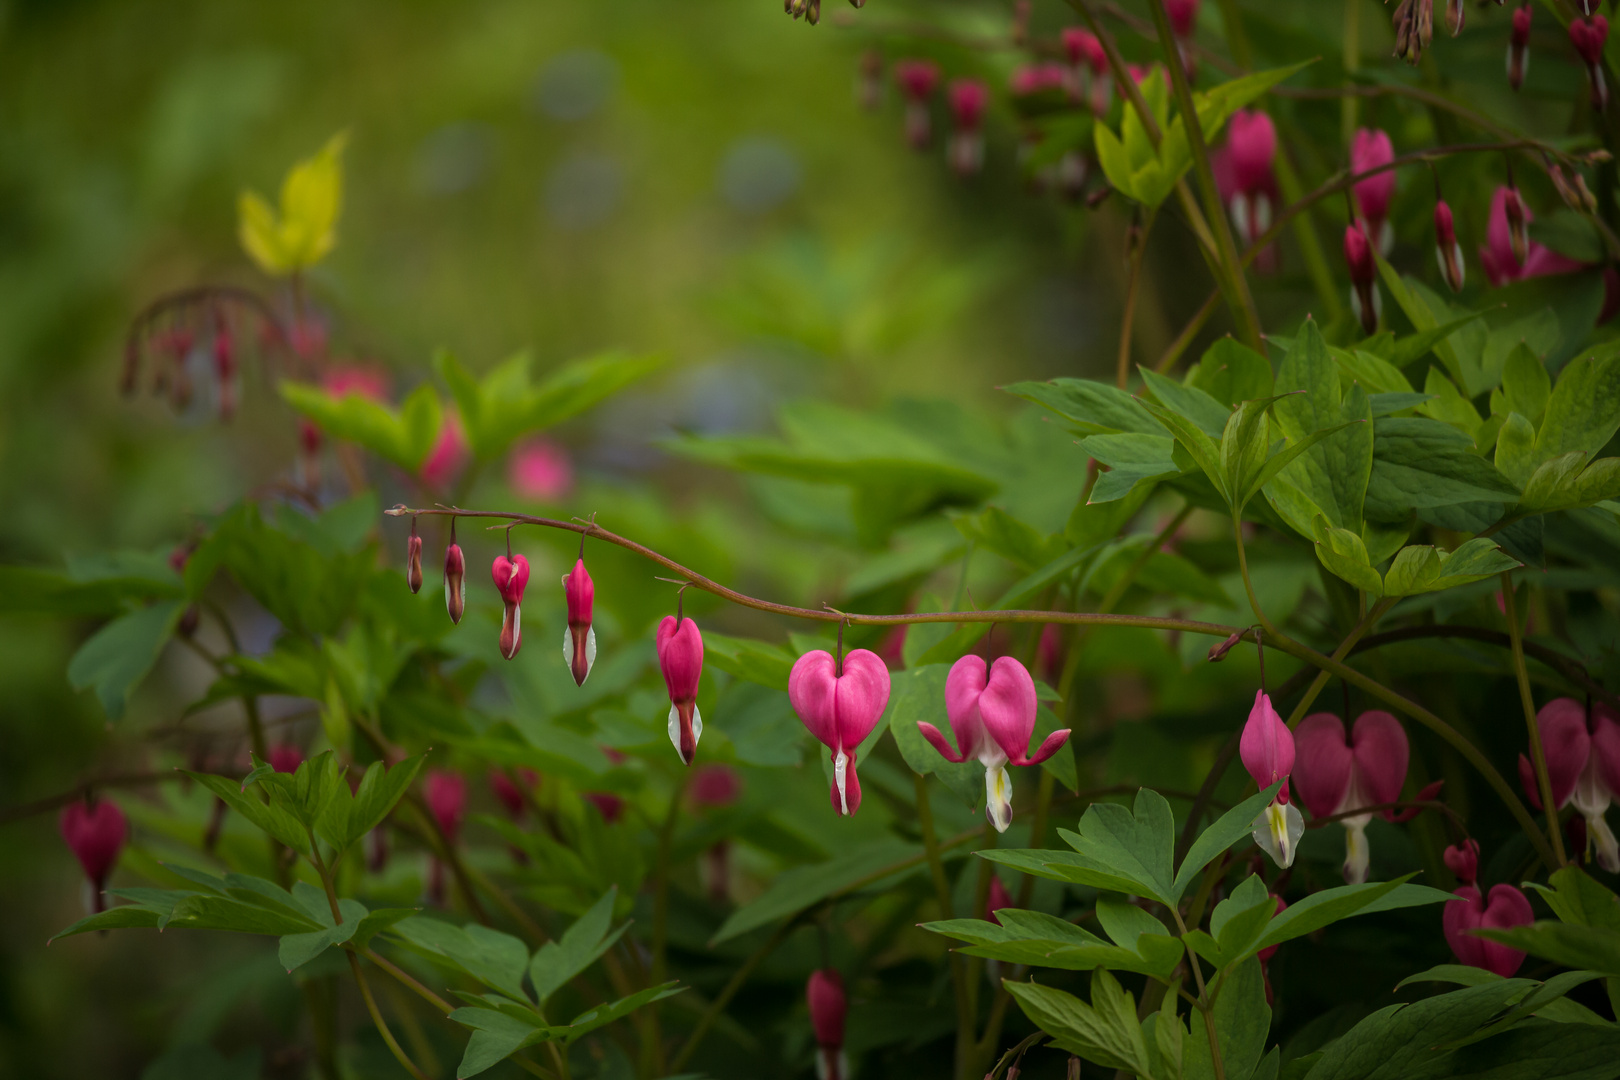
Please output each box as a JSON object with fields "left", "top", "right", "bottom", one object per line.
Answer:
{"left": 1434, "top": 200, "right": 1466, "bottom": 293}
{"left": 1345, "top": 222, "right": 1380, "bottom": 336}
{"left": 444, "top": 543, "right": 466, "bottom": 624}
{"left": 1503, "top": 186, "right": 1530, "bottom": 266}
{"left": 407, "top": 529, "right": 424, "bottom": 595}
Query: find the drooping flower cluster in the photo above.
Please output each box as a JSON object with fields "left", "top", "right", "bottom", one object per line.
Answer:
{"left": 1442, "top": 841, "right": 1534, "bottom": 977}
{"left": 1212, "top": 110, "right": 1278, "bottom": 268}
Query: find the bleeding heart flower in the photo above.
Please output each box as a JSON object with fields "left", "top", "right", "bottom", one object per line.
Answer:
{"left": 268, "top": 744, "right": 304, "bottom": 775}
{"left": 690, "top": 764, "right": 742, "bottom": 808}
{"left": 1444, "top": 839, "right": 1480, "bottom": 885}
{"left": 508, "top": 438, "right": 573, "bottom": 501}
{"left": 791, "top": 649, "right": 891, "bottom": 816}
{"left": 426, "top": 770, "right": 467, "bottom": 842}
{"left": 918, "top": 655, "right": 1070, "bottom": 833}
{"left": 658, "top": 615, "right": 705, "bottom": 765}
{"left": 1508, "top": 5, "right": 1532, "bottom": 92}
{"left": 585, "top": 791, "right": 625, "bottom": 824}
{"left": 444, "top": 534, "right": 466, "bottom": 625}
{"left": 492, "top": 554, "right": 531, "bottom": 660}
{"left": 562, "top": 557, "right": 596, "bottom": 687}
{"left": 947, "top": 79, "right": 989, "bottom": 176}
{"left": 1212, "top": 111, "right": 1279, "bottom": 270}
{"left": 60, "top": 799, "right": 128, "bottom": 913}
{"left": 1479, "top": 185, "right": 1585, "bottom": 287}
{"left": 1345, "top": 220, "right": 1381, "bottom": 337}
{"left": 406, "top": 519, "right": 424, "bottom": 594}
{"left": 1293, "top": 710, "right": 1410, "bottom": 883}
{"left": 1517, "top": 697, "right": 1620, "bottom": 871}
{"left": 807, "top": 968, "right": 848, "bottom": 1080}
{"left": 489, "top": 768, "right": 539, "bottom": 819}
{"left": 1351, "top": 128, "right": 1397, "bottom": 256}
{"left": 1571, "top": 17, "right": 1610, "bottom": 111}
{"left": 1061, "top": 27, "right": 1110, "bottom": 114}
{"left": 986, "top": 876, "right": 1014, "bottom": 926}
{"left": 419, "top": 415, "right": 469, "bottom": 491}
{"left": 894, "top": 59, "right": 940, "bottom": 148}
{"left": 1241, "top": 690, "right": 1302, "bottom": 869}
{"left": 1434, "top": 199, "right": 1466, "bottom": 292}
{"left": 1444, "top": 882, "right": 1533, "bottom": 977}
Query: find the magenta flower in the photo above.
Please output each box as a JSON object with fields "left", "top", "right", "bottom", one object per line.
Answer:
{"left": 1062, "top": 27, "right": 1111, "bottom": 114}
{"left": 321, "top": 364, "right": 390, "bottom": 402}
{"left": 489, "top": 768, "right": 539, "bottom": 819}
{"left": 1571, "top": 17, "right": 1610, "bottom": 111}
{"left": 492, "top": 554, "right": 531, "bottom": 661}
{"left": 1241, "top": 690, "right": 1302, "bottom": 868}
{"left": 419, "top": 414, "right": 469, "bottom": 491}
{"left": 791, "top": 649, "right": 890, "bottom": 816}
{"left": 268, "top": 744, "right": 304, "bottom": 775}
{"left": 918, "top": 655, "right": 1069, "bottom": 832}
{"left": 1293, "top": 710, "right": 1410, "bottom": 883}
{"left": 985, "top": 875, "right": 1014, "bottom": 926}
{"left": 444, "top": 535, "right": 466, "bottom": 625}
{"left": 690, "top": 764, "right": 742, "bottom": 808}
{"left": 1480, "top": 185, "right": 1584, "bottom": 287}
{"left": 947, "top": 79, "right": 989, "bottom": 177}
{"left": 1351, "top": 128, "right": 1396, "bottom": 255}
{"left": 1166, "top": 0, "right": 1199, "bottom": 37}
{"left": 1212, "top": 111, "right": 1278, "bottom": 268}
{"left": 1509, "top": 5, "right": 1532, "bottom": 92}
{"left": 1345, "top": 220, "right": 1380, "bottom": 337}
{"left": 425, "top": 770, "right": 467, "bottom": 842}
{"left": 1434, "top": 199, "right": 1466, "bottom": 292}
{"left": 1444, "top": 838, "right": 1480, "bottom": 884}
{"left": 585, "top": 791, "right": 625, "bottom": 824}
{"left": 508, "top": 438, "right": 573, "bottom": 502}
{"left": 807, "top": 969, "right": 848, "bottom": 1080}
{"left": 1517, "top": 697, "right": 1620, "bottom": 871}
{"left": 894, "top": 59, "right": 940, "bottom": 149}
{"left": 1444, "top": 881, "right": 1533, "bottom": 977}
{"left": 562, "top": 557, "right": 596, "bottom": 687}
{"left": 60, "top": 799, "right": 128, "bottom": 913}
{"left": 658, "top": 615, "right": 705, "bottom": 765}
{"left": 1009, "top": 63, "right": 1069, "bottom": 97}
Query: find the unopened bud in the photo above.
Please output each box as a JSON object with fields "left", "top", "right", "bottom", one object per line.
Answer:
{"left": 1549, "top": 162, "right": 1583, "bottom": 210}
{"left": 1576, "top": 172, "right": 1600, "bottom": 212}
{"left": 947, "top": 79, "right": 989, "bottom": 177}
{"left": 1345, "top": 221, "right": 1381, "bottom": 337}
{"left": 1445, "top": 0, "right": 1463, "bottom": 35}
{"left": 563, "top": 557, "right": 597, "bottom": 686}
{"left": 1571, "top": 17, "right": 1610, "bottom": 111}
{"left": 1434, "top": 200, "right": 1466, "bottom": 293}
{"left": 895, "top": 60, "right": 941, "bottom": 149}
{"left": 178, "top": 604, "right": 200, "bottom": 638}
{"left": 444, "top": 538, "right": 466, "bottom": 624}
{"left": 1503, "top": 186, "right": 1530, "bottom": 266}
{"left": 407, "top": 520, "right": 424, "bottom": 594}
{"left": 492, "top": 553, "right": 531, "bottom": 660}
{"left": 1208, "top": 629, "right": 1245, "bottom": 662}
{"left": 1508, "top": 5, "right": 1531, "bottom": 92}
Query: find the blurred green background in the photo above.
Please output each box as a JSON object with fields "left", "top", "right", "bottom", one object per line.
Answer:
{"left": 0, "top": 0, "right": 1128, "bottom": 1074}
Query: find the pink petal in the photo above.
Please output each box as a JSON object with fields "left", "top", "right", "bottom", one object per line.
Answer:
{"left": 1350, "top": 710, "right": 1409, "bottom": 807}
{"left": 1443, "top": 885, "right": 1487, "bottom": 969}
{"left": 1017, "top": 728, "right": 1072, "bottom": 767}
{"left": 1479, "top": 884, "right": 1534, "bottom": 977}
{"left": 657, "top": 616, "right": 704, "bottom": 703}
{"left": 1350, "top": 128, "right": 1396, "bottom": 223}
{"left": 790, "top": 650, "right": 841, "bottom": 751}
{"left": 979, "top": 657, "right": 1039, "bottom": 764}
{"left": 1292, "top": 712, "right": 1353, "bottom": 819}
{"left": 832, "top": 649, "right": 892, "bottom": 751}
{"left": 945, "top": 655, "right": 991, "bottom": 762}
{"left": 1240, "top": 691, "right": 1294, "bottom": 792}
{"left": 917, "top": 721, "right": 968, "bottom": 763}
{"left": 1592, "top": 703, "right": 1620, "bottom": 796}
{"left": 1535, "top": 697, "right": 1592, "bottom": 808}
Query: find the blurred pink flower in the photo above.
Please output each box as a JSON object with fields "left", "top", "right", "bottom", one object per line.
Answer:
{"left": 321, "top": 364, "right": 390, "bottom": 401}
{"left": 1479, "top": 186, "right": 1585, "bottom": 287}
{"left": 1010, "top": 63, "right": 1068, "bottom": 96}
{"left": 419, "top": 415, "right": 469, "bottom": 490}
{"left": 1350, "top": 128, "right": 1396, "bottom": 254}
{"left": 508, "top": 438, "right": 573, "bottom": 501}
{"left": 690, "top": 764, "right": 742, "bottom": 808}
{"left": 1212, "top": 110, "right": 1279, "bottom": 270}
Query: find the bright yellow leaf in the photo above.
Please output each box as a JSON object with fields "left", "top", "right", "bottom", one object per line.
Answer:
{"left": 236, "top": 131, "right": 348, "bottom": 277}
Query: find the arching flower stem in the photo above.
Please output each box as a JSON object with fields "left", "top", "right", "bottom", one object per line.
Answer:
{"left": 1502, "top": 572, "right": 1569, "bottom": 865}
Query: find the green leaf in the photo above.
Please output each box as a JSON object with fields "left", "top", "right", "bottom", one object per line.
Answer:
{"left": 1173, "top": 783, "right": 1284, "bottom": 902}
{"left": 1004, "top": 972, "right": 1154, "bottom": 1075}
{"left": 449, "top": 1007, "right": 551, "bottom": 1079}
{"left": 66, "top": 600, "right": 184, "bottom": 720}
{"left": 393, "top": 917, "right": 533, "bottom": 1001}
{"left": 1496, "top": 412, "right": 1540, "bottom": 488}
{"left": 1185, "top": 959, "right": 1270, "bottom": 1080}
{"left": 1301, "top": 980, "right": 1531, "bottom": 1080}
{"left": 1247, "top": 420, "right": 1364, "bottom": 515}
{"left": 316, "top": 753, "right": 425, "bottom": 854}
{"left": 529, "top": 888, "right": 627, "bottom": 1006}
{"left": 1142, "top": 368, "right": 1232, "bottom": 438}
{"left": 1538, "top": 352, "right": 1620, "bottom": 461}
{"left": 925, "top": 908, "right": 1181, "bottom": 979}
{"left": 1143, "top": 401, "right": 1227, "bottom": 505}
{"left": 1220, "top": 399, "right": 1277, "bottom": 512}
{"left": 1526, "top": 866, "right": 1620, "bottom": 930}
{"left": 51, "top": 903, "right": 167, "bottom": 942}
{"left": 1270, "top": 321, "right": 1373, "bottom": 534}
{"left": 1517, "top": 453, "right": 1620, "bottom": 514}
{"left": 557, "top": 981, "right": 684, "bottom": 1043}
{"left": 1077, "top": 434, "right": 1182, "bottom": 503}
{"left": 711, "top": 840, "right": 921, "bottom": 944}
{"left": 1500, "top": 345, "right": 1553, "bottom": 427}
{"left": 700, "top": 630, "right": 796, "bottom": 691}
{"left": 1050, "top": 788, "right": 1176, "bottom": 904}
{"left": 1530, "top": 210, "right": 1606, "bottom": 263}
{"left": 1094, "top": 121, "right": 1141, "bottom": 204}
{"left": 237, "top": 132, "right": 346, "bottom": 275}
{"left": 1386, "top": 310, "right": 1488, "bottom": 370}
{"left": 187, "top": 771, "right": 311, "bottom": 854}
{"left": 1192, "top": 338, "right": 1274, "bottom": 407}
{"left": 277, "top": 896, "right": 367, "bottom": 972}
{"left": 1366, "top": 418, "right": 1521, "bottom": 520}
{"left": 1256, "top": 881, "right": 1451, "bottom": 955}
{"left": 1004, "top": 378, "right": 1169, "bottom": 437}
{"left": 1312, "top": 517, "right": 1382, "bottom": 596}
{"left": 887, "top": 665, "right": 982, "bottom": 804}
{"left": 1477, "top": 921, "right": 1620, "bottom": 978}
{"left": 279, "top": 380, "right": 444, "bottom": 472}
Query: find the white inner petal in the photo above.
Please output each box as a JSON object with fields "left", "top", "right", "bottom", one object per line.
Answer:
{"left": 561, "top": 625, "right": 571, "bottom": 663}
{"left": 1252, "top": 800, "right": 1304, "bottom": 869}
{"left": 667, "top": 703, "right": 681, "bottom": 755}
{"left": 585, "top": 626, "right": 597, "bottom": 671}
{"left": 691, "top": 703, "right": 702, "bottom": 746}
{"left": 984, "top": 763, "right": 1012, "bottom": 833}
{"left": 1342, "top": 819, "right": 1370, "bottom": 885}
{"left": 834, "top": 748, "right": 850, "bottom": 815}
{"left": 1590, "top": 813, "right": 1620, "bottom": 873}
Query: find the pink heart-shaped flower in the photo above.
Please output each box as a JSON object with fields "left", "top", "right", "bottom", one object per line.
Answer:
{"left": 657, "top": 616, "right": 705, "bottom": 765}
{"left": 922, "top": 655, "right": 1068, "bottom": 768}
{"left": 1518, "top": 697, "right": 1591, "bottom": 810}
{"left": 1443, "top": 882, "right": 1533, "bottom": 977}
{"left": 789, "top": 649, "right": 891, "bottom": 816}
{"left": 1294, "top": 710, "right": 1409, "bottom": 819}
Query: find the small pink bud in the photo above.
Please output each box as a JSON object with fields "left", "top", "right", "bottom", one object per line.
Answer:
{"left": 985, "top": 876, "right": 1014, "bottom": 925}
{"left": 492, "top": 554, "right": 531, "bottom": 660}
{"left": 268, "top": 744, "right": 304, "bottom": 775}
{"left": 658, "top": 615, "right": 706, "bottom": 765}
{"left": 1434, "top": 200, "right": 1466, "bottom": 292}
{"left": 894, "top": 59, "right": 940, "bottom": 149}
{"left": 1167, "top": 0, "right": 1199, "bottom": 36}
{"left": 489, "top": 768, "right": 538, "bottom": 818}
{"left": 1444, "top": 882, "right": 1533, "bottom": 977}
{"left": 1344, "top": 221, "right": 1380, "bottom": 336}
{"left": 60, "top": 799, "right": 128, "bottom": 911}
{"left": 585, "top": 791, "right": 625, "bottom": 823}
{"left": 444, "top": 541, "right": 466, "bottom": 624}
{"left": 508, "top": 438, "right": 573, "bottom": 502}
{"left": 419, "top": 416, "right": 469, "bottom": 491}
{"left": 807, "top": 969, "right": 847, "bottom": 1077}
{"left": 563, "top": 558, "right": 596, "bottom": 686}
{"left": 791, "top": 649, "right": 892, "bottom": 817}
{"left": 407, "top": 522, "right": 424, "bottom": 594}
{"left": 1444, "top": 838, "right": 1480, "bottom": 884}
{"left": 1571, "top": 17, "right": 1610, "bottom": 111}
{"left": 1445, "top": 0, "right": 1464, "bottom": 36}
{"left": 1242, "top": 691, "right": 1303, "bottom": 868}
{"left": 1503, "top": 185, "right": 1530, "bottom": 266}
{"left": 1351, "top": 128, "right": 1396, "bottom": 255}
{"left": 425, "top": 770, "right": 467, "bottom": 843}
{"left": 1509, "top": 5, "right": 1532, "bottom": 91}
{"left": 947, "top": 79, "right": 989, "bottom": 177}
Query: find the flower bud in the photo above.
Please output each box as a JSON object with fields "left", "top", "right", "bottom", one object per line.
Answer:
{"left": 657, "top": 614, "right": 705, "bottom": 765}
{"left": 489, "top": 767, "right": 539, "bottom": 818}
{"left": 492, "top": 554, "right": 531, "bottom": 660}
{"left": 985, "top": 875, "right": 1014, "bottom": 926}
{"left": 1503, "top": 185, "right": 1530, "bottom": 266}
{"left": 1445, "top": 0, "right": 1463, "bottom": 36}
{"left": 1242, "top": 690, "right": 1303, "bottom": 868}
{"left": 894, "top": 59, "right": 940, "bottom": 149}
{"left": 1444, "top": 838, "right": 1480, "bottom": 884}
{"left": 407, "top": 521, "right": 424, "bottom": 595}
{"left": 1392, "top": 0, "right": 1434, "bottom": 65}
{"left": 690, "top": 764, "right": 742, "bottom": 808}
{"left": 562, "top": 557, "right": 597, "bottom": 686}
{"left": 444, "top": 538, "right": 466, "bottom": 625}
{"left": 268, "top": 744, "right": 304, "bottom": 774}
{"left": 1571, "top": 17, "right": 1610, "bottom": 111}
{"left": 947, "top": 79, "right": 989, "bottom": 177}
{"left": 425, "top": 770, "right": 467, "bottom": 843}
{"left": 807, "top": 969, "right": 847, "bottom": 1080}
{"left": 1508, "top": 5, "right": 1531, "bottom": 91}
{"left": 60, "top": 798, "right": 129, "bottom": 913}
{"left": 1434, "top": 200, "right": 1466, "bottom": 293}
{"left": 1344, "top": 221, "right": 1381, "bottom": 337}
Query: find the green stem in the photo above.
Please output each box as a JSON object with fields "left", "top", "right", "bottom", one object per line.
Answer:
{"left": 1118, "top": 213, "right": 1153, "bottom": 388}
{"left": 1283, "top": 597, "right": 1394, "bottom": 727}
{"left": 1170, "top": 907, "right": 1226, "bottom": 1080}
{"left": 1097, "top": 504, "right": 1193, "bottom": 616}
{"left": 1017, "top": 769, "right": 1056, "bottom": 909}
{"left": 644, "top": 773, "right": 687, "bottom": 1078}
{"left": 917, "top": 773, "right": 974, "bottom": 1080}
{"left": 1341, "top": 0, "right": 1361, "bottom": 146}
{"left": 1144, "top": 0, "right": 1263, "bottom": 349}
{"left": 1214, "top": 0, "right": 1253, "bottom": 68}
{"left": 1501, "top": 573, "right": 1568, "bottom": 866}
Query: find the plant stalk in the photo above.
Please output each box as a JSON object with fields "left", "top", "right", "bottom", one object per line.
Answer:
{"left": 1501, "top": 572, "right": 1568, "bottom": 865}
